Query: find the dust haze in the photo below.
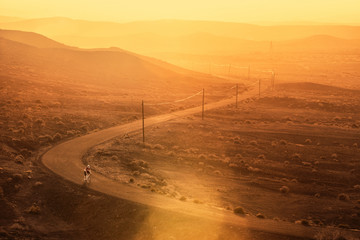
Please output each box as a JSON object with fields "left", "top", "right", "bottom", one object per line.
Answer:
{"left": 0, "top": 12, "right": 360, "bottom": 240}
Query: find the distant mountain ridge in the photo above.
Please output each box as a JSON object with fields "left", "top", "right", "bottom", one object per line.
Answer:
{"left": 1, "top": 17, "right": 360, "bottom": 41}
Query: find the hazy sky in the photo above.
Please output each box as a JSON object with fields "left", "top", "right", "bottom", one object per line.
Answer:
{"left": 1, "top": 0, "right": 360, "bottom": 24}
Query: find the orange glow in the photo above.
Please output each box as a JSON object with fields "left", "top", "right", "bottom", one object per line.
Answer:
{"left": 1, "top": 0, "right": 360, "bottom": 24}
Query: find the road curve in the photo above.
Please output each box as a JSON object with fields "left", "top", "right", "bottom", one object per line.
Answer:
{"left": 42, "top": 89, "right": 320, "bottom": 239}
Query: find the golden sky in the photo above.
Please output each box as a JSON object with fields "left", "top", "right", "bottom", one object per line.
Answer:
{"left": 1, "top": 0, "right": 360, "bottom": 24}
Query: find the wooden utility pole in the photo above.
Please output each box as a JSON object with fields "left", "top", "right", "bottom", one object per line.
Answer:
{"left": 235, "top": 84, "right": 238, "bottom": 108}
{"left": 142, "top": 100, "right": 145, "bottom": 143}
{"left": 202, "top": 88, "right": 205, "bottom": 120}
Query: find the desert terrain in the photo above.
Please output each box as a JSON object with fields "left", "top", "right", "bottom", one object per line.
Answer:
{"left": 1, "top": 14, "right": 360, "bottom": 240}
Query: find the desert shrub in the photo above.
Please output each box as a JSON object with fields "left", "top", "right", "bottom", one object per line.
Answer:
{"left": 17, "top": 120, "right": 25, "bottom": 127}
{"left": 257, "top": 154, "right": 265, "bottom": 160}
{"left": 198, "top": 154, "right": 207, "bottom": 160}
{"left": 337, "top": 193, "right": 350, "bottom": 201}
{"left": 80, "top": 125, "right": 88, "bottom": 133}
{"left": 167, "top": 151, "right": 175, "bottom": 156}
{"left": 56, "top": 121, "right": 65, "bottom": 127}
{"left": 305, "top": 138, "right": 312, "bottom": 144}
{"left": 249, "top": 140, "right": 258, "bottom": 146}
{"left": 213, "top": 170, "right": 222, "bottom": 175}
{"left": 26, "top": 204, "right": 40, "bottom": 214}
{"left": 193, "top": 199, "right": 202, "bottom": 204}
{"left": 129, "top": 178, "right": 134, "bottom": 183}
{"left": 302, "top": 162, "right": 312, "bottom": 167}
{"left": 291, "top": 179, "right": 298, "bottom": 183}
{"left": 38, "top": 135, "right": 53, "bottom": 143}
{"left": 233, "top": 206, "right": 245, "bottom": 215}
{"left": 14, "top": 155, "right": 24, "bottom": 164}
{"left": 256, "top": 213, "right": 265, "bottom": 219}
{"left": 66, "top": 130, "right": 76, "bottom": 136}
{"left": 34, "top": 118, "right": 45, "bottom": 127}
{"left": 111, "top": 155, "right": 119, "bottom": 161}
{"left": 229, "top": 163, "right": 238, "bottom": 168}
{"left": 34, "top": 181, "right": 43, "bottom": 187}
{"left": 245, "top": 120, "right": 252, "bottom": 124}
{"left": 179, "top": 196, "right": 186, "bottom": 201}
{"left": 53, "top": 133, "right": 62, "bottom": 142}
{"left": 331, "top": 153, "right": 338, "bottom": 159}
{"left": 280, "top": 186, "right": 290, "bottom": 194}
{"left": 284, "top": 161, "right": 289, "bottom": 165}
{"left": 337, "top": 224, "right": 350, "bottom": 229}
{"left": 153, "top": 144, "right": 165, "bottom": 150}
{"left": 315, "top": 193, "right": 321, "bottom": 198}
{"left": 352, "top": 143, "right": 358, "bottom": 148}
{"left": 299, "top": 219, "right": 310, "bottom": 226}
{"left": 271, "top": 141, "right": 277, "bottom": 147}
{"left": 129, "top": 160, "right": 149, "bottom": 171}
{"left": 279, "top": 139, "right": 287, "bottom": 145}
{"left": 291, "top": 153, "right": 301, "bottom": 161}
{"left": 235, "top": 153, "right": 243, "bottom": 159}
{"left": 354, "top": 185, "right": 360, "bottom": 190}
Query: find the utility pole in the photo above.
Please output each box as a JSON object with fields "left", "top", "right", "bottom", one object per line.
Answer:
{"left": 142, "top": 100, "right": 145, "bottom": 143}
{"left": 235, "top": 84, "right": 238, "bottom": 108}
{"left": 202, "top": 88, "right": 205, "bottom": 120}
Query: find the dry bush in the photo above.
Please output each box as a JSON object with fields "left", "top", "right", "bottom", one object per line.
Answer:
{"left": 315, "top": 193, "right": 321, "bottom": 198}
{"left": 213, "top": 170, "right": 222, "bottom": 176}
{"left": 256, "top": 213, "right": 265, "bottom": 219}
{"left": 26, "top": 204, "right": 40, "bottom": 214}
{"left": 280, "top": 186, "right": 290, "bottom": 194}
{"left": 257, "top": 154, "right": 265, "bottom": 160}
{"left": 198, "top": 154, "right": 207, "bottom": 160}
{"left": 111, "top": 155, "right": 119, "bottom": 161}
{"left": 305, "top": 138, "right": 312, "bottom": 144}
{"left": 233, "top": 206, "right": 245, "bottom": 215}
{"left": 249, "top": 140, "right": 258, "bottom": 146}
{"left": 291, "top": 153, "right": 301, "bottom": 161}
{"left": 34, "top": 118, "right": 45, "bottom": 127}
{"left": 235, "top": 153, "right": 243, "bottom": 159}
{"left": 302, "top": 162, "right": 312, "bottom": 167}
{"left": 354, "top": 185, "right": 360, "bottom": 190}
{"left": 153, "top": 144, "right": 165, "bottom": 150}
{"left": 53, "top": 133, "right": 62, "bottom": 142}
{"left": 279, "top": 139, "right": 287, "bottom": 145}
{"left": 271, "top": 141, "right": 277, "bottom": 147}
{"left": 179, "top": 196, "right": 186, "bottom": 201}
{"left": 331, "top": 153, "right": 338, "bottom": 159}
{"left": 295, "top": 219, "right": 310, "bottom": 226}
{"left": 353, "top": 143, "right": 358, "bottom": 148}
{"left": 14, "top": 155, "right": 24, "bottom": 164}
{"left": 337, "top": 193, "right": 350, "bottom": 201}
{"left": 229, "top": 163, "right": 238, "bottom": 168}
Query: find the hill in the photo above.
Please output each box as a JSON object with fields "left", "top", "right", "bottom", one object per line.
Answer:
{"left": 0, "top": 30, "right": 214, "bottom": 89}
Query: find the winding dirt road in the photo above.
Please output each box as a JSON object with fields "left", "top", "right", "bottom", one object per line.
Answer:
{"left": 42, "top": 89, "right": 320, "bottom": 239}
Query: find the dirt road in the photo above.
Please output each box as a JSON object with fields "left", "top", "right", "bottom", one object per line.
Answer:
{"left": 42, "top": 88, "right": 319, "bottom": 239}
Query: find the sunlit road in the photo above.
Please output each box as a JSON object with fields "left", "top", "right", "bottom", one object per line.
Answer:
{"left": 42, "top": 87, "right": 318, "bottom": 239}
